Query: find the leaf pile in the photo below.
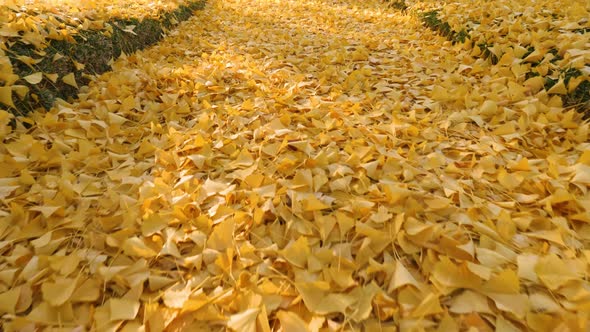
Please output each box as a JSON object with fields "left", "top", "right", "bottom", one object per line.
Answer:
{"left": 0, "top": 0, "right": 204, "bottom": 114}
{"left": 402, "top": 0, "right": 590, "bottom": 116}
{"left": 1, "top": 0, "right": 590, "bottom": 331}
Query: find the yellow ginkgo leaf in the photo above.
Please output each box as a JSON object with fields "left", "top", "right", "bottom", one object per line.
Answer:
{"left": 509, "top": 158, "right": 531, "bottom": 171}
{"left": 207, "top": 218, "right": 235, "bottom": 251}
{"left": 227, "top": 308, "right": 260, "bottom": 332}
{"left": 411, "top": 293, "right": 444, "bottom": 318}
{"left": 572, "top": 164, "right": 590, "bottom": 185}
{"left": 0, "top": 287, "right": 20, "bottom": 314}
{"left": 276, "top": 310, "right": 309, "bottom": 332}
{"left": 11, "top": 85, "right": 29, "bottom": 99}
{"left": 44, "top": 73, "right": 59, "bottom": 83}
{"left": 578, "top": 150, "right": 590, "bottom": 165}
{"left": 302, "top": 196, "right": 330, "bottom": 211}
{"left": 546, "top": 79, "right": 567, "bottom": 95}
{"left": 535, "top": 254, "right": 579, "bottom": 290}
{"left": 294, "top": 281, "right": 356, "bottom": 314}
{"left": 486, "top": 293, "right": 529, "bottom": 319}
{"left": 23, "top": 72, "right": 43, "bottom": 84}
{"left": 388, "top": 260, "right": 420, "bottom": 292}
{"left": 279, "top": 236, "right": 310, "bottom": 268}
{"left": 163, "top": 285, "right": 191, "bottom": 309}
{"left": 109, "top": 298, "right": 140, "bottom": 321}
{"left": 41, "top": 277, "right": 77, "bottom": 306}
{"left": 62, "top": 72, "right": 78, "bottom": 88}
{"left": 122, "top": 237, "right": 157, "bottom": 258}
{"left": 493, "top": 122, "right": 516, "bottom": 136}
{"left": 449, "top": 290, "right": 492, "bottom": 314}
{"left": 70, "top": 279, "right": 100, "bottom": 302}
{"left": 0, "top": 86, "right": 15, "bottom": 108}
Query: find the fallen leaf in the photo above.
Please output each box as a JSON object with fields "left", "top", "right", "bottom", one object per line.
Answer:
{"left": 0, "top": 287, "right": 21, "bottom": 314}
{"left": 279, "top": 236, "right": 310, "bottom": 268}
{"left": 276, "top": 310, "right": 309, "bottom": 332}
{"left": 23, "top": 72, "right": 43, "bottom": 84}
{"left": 535, "top": 254, "right": 580, "bottom": 290}
{"left": 110, "top": 298, "right": 140, "bottom": 321}
{"left": 62, "top": 72, "right": 78, "bottom": 88}
{"left": 0, "top": 86, "right": 15, "bottom": 108}
{"left": 227, "top": 308, "right": 259, "bottom": 332}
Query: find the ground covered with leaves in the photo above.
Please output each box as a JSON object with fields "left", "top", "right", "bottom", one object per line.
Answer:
{"left": 1, "top": 0, "right": 590, "bottom": 331}
{"left": 401, "top": 0, "right": 590, "bottom": 116}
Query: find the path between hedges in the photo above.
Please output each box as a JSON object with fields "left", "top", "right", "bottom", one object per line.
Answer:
{"left": 2, "top": 0, "right": 590, "bottom": 330}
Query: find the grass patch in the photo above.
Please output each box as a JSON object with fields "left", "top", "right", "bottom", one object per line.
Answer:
{"left": 421, "top": 10, "right": 471, "bottom": 45}
{"left": 3, "top": 0, "right": 206, "bottom": 115}
{"left": 563, "top": 69, "right": 590, "bottom": 119}
{"left": 384, "top": 0, "right": 408, "bottom": 12}
{"left": 408, "top": 6, "right": 589, "bottom": 119}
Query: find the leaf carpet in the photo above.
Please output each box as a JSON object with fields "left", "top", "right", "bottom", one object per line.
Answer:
{"left": 1, "top": 0, "right": 590, "bottom": 331}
